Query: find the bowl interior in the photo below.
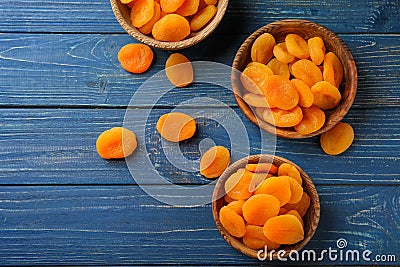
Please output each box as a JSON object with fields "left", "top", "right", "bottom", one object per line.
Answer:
{"left": 110, "top": 0, "right": 229, "bottom": 50}
{"left": 212, "top": 154, "right": 320, "bottom": 259}
{"left": 232, "top": 19, "right": 357, "bottom": 139}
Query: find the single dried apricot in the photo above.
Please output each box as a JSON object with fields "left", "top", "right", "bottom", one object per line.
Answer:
{"left": 175, "top": 0, "right": 200, "bottom": 16}
{"left": 190, "top": 5, "right": 217, "bottom": 31}
{"left": 266, "top": 58, "right": 291, "bottom": 80}
{"left": 200, "top": 146, "right": 230, "bottom": 178}
{"left": 248, "top": 172, "right": 270, "bottom": 193}
{"left": 320, "top": 122, "right": 354, "bottom": 155}
{"left": 160, "top": 0, "right": 185, "bottom": 12}
{"left": 225, "top": 169, "right": 253, "bottom": 200}
{"left": 96, "top": 127, "right": 137, "bottom": 159}
{"left": 130, "top": 0, "right": 155, "bottom": 28}
{"left": 294, "top": 106, "right": 326, "bottom": 135}
{"left": 311, "top": 81, "right": 341, "bottom": 110}
{"left": 254, "top": 176, "right": 291, "bottom": 206}
{"left": 243, "top": 225, "right": 280, "bottom": 250}
{"left": 263, "top": 75, "right": 299, "bottom": 111}
{"left": 241, "top": 63, "right": 273, "bottom": 95}
{"left": 277, "top": 163, "right": 302, "bottom": 185}
{"left": 308, "top": 37, "right": 326, "bottom": 65}
{"left": 291, "top": 59, "right": 323, "bottom": 87}
{"left": 219, "top": 206, "right": 246, "bottom": 237}
{"left": 138, "top": 2, "right": 161, "bottom": 34}
{"left": 285, "top": 34, "right": 310, "bottom": 59}
{"left": 290, "top": 79, "right": 314, "bottom": 108}
{"left": 242, "top": 194, "right": 280, "bottom": 225}
{"left": 152, "top": 14, "right": 190, "bottom": 41}
{"left": 227, "top": 199, "right": 245, "bottom": 216}
{"left": 263, "top": 214, "right": 304, "bottom": 245}
{"left": 283, "top": 192, "right": 310, "bottom": 217}
{"left": 243, "top": 93, "right": 270, "bottom": 108}
{"left": 251, "top": 33, "right": 276, "bottom": 64}
{"left": 261, "top": 106, "right": 303, "bottom": 128}
{"left": 285, "top": 176, "right": 303, "bottom": 204}
{"left": 286, "top": 210, "right": 304, "bottom": 226}
{"left": 165, "top": 53, "right": 193, "bottom": 87}
{"left": 118, "top": 43, "right": 154, "bottom": 74}
{"left": 273, "top": 42, "right": 295, "bottom": 64}
{"left": 156, "top": 112, "right": 196, "bottom": 142}
{"left": 323, "top": 52, "right": 344, "bottom": 88}
{"left": 246, "top": 163, "right": 278, "bottom": 174}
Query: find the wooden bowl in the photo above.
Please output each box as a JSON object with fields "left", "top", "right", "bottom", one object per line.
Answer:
{"left": 231, "top": 19, "right": 358, "bottom": 138}
{"left": 212, "top": 154, "right": 320, "bottom": 259}
{"left": 110, "top": 0, "right": 229, "bottom": 50}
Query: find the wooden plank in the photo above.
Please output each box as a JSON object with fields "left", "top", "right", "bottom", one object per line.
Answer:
{"left": 0, "top": 185, "right": 398, "bottom": 265}
{"left": 0, "top": 33, "right": 399, "bottom": 108}
{"left": 0, "top": 108, "right": 398, "bottom": 185}
{"left": 0, "top": 0, "right": 399, "bottom": 34}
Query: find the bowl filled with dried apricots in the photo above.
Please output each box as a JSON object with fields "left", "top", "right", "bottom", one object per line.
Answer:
{"left": 212, "top": 154, "right": 320, "bottom": 259}
{"left": 232, "top": 19, "right": 357, "bottom": 138}
{"left": 110, "top": 0, "right": 229, "bottom": 50}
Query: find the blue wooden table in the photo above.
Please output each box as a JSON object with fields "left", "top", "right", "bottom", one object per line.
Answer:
{"left": 0, "top": 0, "right": 399, "bottom": 265}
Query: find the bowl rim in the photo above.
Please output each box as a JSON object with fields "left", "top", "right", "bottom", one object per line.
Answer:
{"left": 212, "top": 154, "right": 321, "bottom": 260}
{"left": 231, "top": 19, "right": 358, "bottom": 139}
{"left": 110, "top": 0, "right": 229, "bottom": 50}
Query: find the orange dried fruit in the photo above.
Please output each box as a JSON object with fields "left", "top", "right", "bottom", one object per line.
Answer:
{"left": 283, "top": 192, "right": 311, "bottom": 217}
{"left": 308, "top": 37, "right": 326, "bottom": 65}
{"left": 323, "top": 52, "right": 344, "bottom": 88}
{"left": 243, "top": 93, "right": 270, "bottom": 108}
{"left": 156, "top": 112, "right": 196, "bottom": 142}
{"left": 96, "top": 127, "right": 137, "bottom": 159}
{"left": 165, "top": 53, "right": 193, "bottom": 87}
{"left": 311, "top": 81, "right": 341, "bottom": 109}
{"left": 130, "top": 0, "right": 155, "bottom": 28}
{"left": 160, "top": 0, "right": 185, "bottom": 12}
{"left": 118, "top": 43, "right": 154, "bottom": 74}
{"left": 219, "top": 206, "right": 246, "bottom": 238}
{"left": 254, "top": 176, "right": 291, "bottom": 206}
{"left": 224, "top": 194, "right": 235, "bottom": 204}
{"left": 248, "top": 172, "right": 270, "bottom": 193}
{"left": 263, "top": 75, "right": 299, "bottom": 111}
{"left": 266, "top": 58, "right": 291, "bottom": 80}
{"left": 273, "top": 42, "right": 295, "bottom": 64}
{"left": 225, "top": 169, "right": 253, "bottom": 200}
{"left": 246, "top": 163, "right": 278, "bottom": 174}
{"left": 285, "top": 34, "right": 310, "bottom": 59}
{"left": 263, "top": 214, "right": 304, "bottom": 245}
{"left": 243, "top": 225, "right": 280, "bottom": 250}
{"left": 227, "top": 200, "right": 245, "bottom": 216}
{"left": 290, "top": 79, "right": 314, "bottom": 108}
{"left": 261, "top": 106, "right": 303, "bottom": 128}
{"left": 200, "top": 146, "right": 230, "bottom": 178}
{"left": 251, "top": 33, "right": 276, "bottom": 64}
{"left": 138, "top": 2, "right": 161, "bottom": 34}
{"left": 190, "top": 5, "right": 217, "bottom": 31}
{"left": 286, "top": 210, "right": 304, "bottom": 226}
{"left": 203, "top": 0, "right": 217, "bottom": 4}
{"left": 278, "top": 163, "right": 302, "bottom": 185}
{"left": 241, "top": 63, "right": 273, "bottom": 95}
{"left": 320, "top": 122, "right": 354, "bottom": 155}
{"left": 285, "top": 176, "right": 303, "bottom": 204}
{"left": 175, "top": 0, "right": 200, "bottom": 16}
{"left": 152, "top": 14, "right": 190, "bottom": 41}
{"left": 291, "top": 59, "right": 323, "bottom": 87}
{"left": 242, "top": 194, "right": 280, "bottom": 225}
{"left": 294, "top": 106, "right": 326, "bottom": 135}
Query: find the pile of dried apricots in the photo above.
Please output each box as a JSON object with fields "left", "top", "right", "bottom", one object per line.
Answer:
{"left": 121, "top": 0, "right": 219, "bottom": 42}
{"left": 220, "top": 161, "right": 310, "bottom": 249}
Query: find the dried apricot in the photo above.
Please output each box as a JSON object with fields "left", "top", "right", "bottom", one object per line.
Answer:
{"left": 225, "top": 169, "right": 253, "bottom": 200}
{"left": 130, "top": 0, "right": 155, "bottom": 28}
{"left": 224, "top": 194, "right": 235, "bottom": 204}
{"left": 227, "top": 200, "right": 245, "bottom": 216}
{"left": 243, "top": 225, "right": 280, "bottom": 250}
{"left": 96, "top": 127, "right": 137, "bottom": 159}
{"left": 246, "top": 163, "right": 278, "bottom": 174}
{"left": 248, "top": 172, "right": 270, "bottom": 193}
{"left": 323, "top": 52, "right": 343, "bottom": 88}
{"left": 138, "top": 2, "right": 161, "bottom": 34}
{"left": 243, "top": 93, "right": 270, "bottom": 108}
{"left": 285, "top": 34, "right": 310, "bottom": 59}
{"left": 165, "top": 53, "right": 193, "bottom": 87}
{"left": 251, "top": 33, "right": 276, "bottom": 64}
{"left": 200, "top": 146, "right": 230, "bottom": 178}
{"left": 263, "top": 75, "right": 299, "bottom": 110}
{"left": 118, "top": 43, "right": 154, "bottom": 74}
{"left": 290, "top": 79, "right": 314, "bottom": 108}
{"left": 291, "top": 59, "right": 323, "bottom": 87}
{"left": 285, "top": 176, "right": 303, "bottom": 204}
{"left": 219, "top": 206, "right": 246, "bottom": 238}
{"left": 294, "top": 106, "right": 326, "bottom": 135}
{"left": 160, "top": 0, "right": 185, "bottom": 12}
{"left": 156, "top": 112, "right": 196, "bottom": 142}
{"left": 263, "top": 214, "right": 304, "bottom": 245}
{"left": 254, "top": 176, "right": 291, "bottom": 206}
{"left": 175, "top": 0, "right": 200, "bottom": 16}
{"left": 242, "top": 194, "right": 280, "bottom": 225}
{"left": 266, "top": 58, "right": 290, "bottom": 80}
{"left": 261, "top": 106, "right": 303, "bottom": 128}
{"left": 320, "top": 122, "right": 354, "bottom": 155}
{"left": 286, "top": 210, "right": 304, "bottom": 226}
{"left": 311, "top": 81, "right": 341, "bottom": 110}
{"left": 152, "top": 14, "right": 190, "bottom": 41}
{"left": 203, "top": 0, "right": 217, "bottom": 4}
{"left": 308, "top": 37, "right": 326, "bottom": 65}
{"left": 277, "top": 163, "right": 302, "bottom": 185}
{"left": 190, "top": 5, "right": 217, "bottom": 32}
{"left": 283, "top": 192, "right": 310, "bottom": 217}
{"left": 241, "top": 63, "right": 273, "bottom": 95}
{"left": 273, "top": 42, "right": 295, "bottom": 64}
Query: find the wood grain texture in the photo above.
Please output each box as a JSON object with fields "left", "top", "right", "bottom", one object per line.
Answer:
{"left": 0, "top": 108, "right": 398, "bottom": 185}
{"left": 0, "top": 0, "right": 399, "bottom": 34}
{"left": 0, "top": 185, "right": 398, "bottom": 265}
{"left": 0, "top": 33, "right": 399, "bottom": 107}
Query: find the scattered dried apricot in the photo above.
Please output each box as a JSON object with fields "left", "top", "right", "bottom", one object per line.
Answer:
{"left": 156, "top": 112, "right": 196, "bottom": 142}
{"left": 190, "top": 5, "right": 217, "bottom": 32}
{"left": 251, "top": 33, "right": 276, "bottom": 64}
{"left": 96, "top": 127, "right": 137, "bottom": 159}
{"left": 152, "top": 14, "right": 190, "bottom": 41}
{"left": 219, "top": 206, "right": 246, "bottom": 237}
{"left": 118, "top": 43, "right": 154, "bottom": 74}
{"left": 263, "top": 214, "right": 304, "bottom": 245}
{"left": 165, "top": 53, "right": 193, "bottom": 87}
{"left": 200, "top": 146, "right": 230, "bottom": 178}
{"left": 320, "top": 122, "right": 354, "bottom": 155}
